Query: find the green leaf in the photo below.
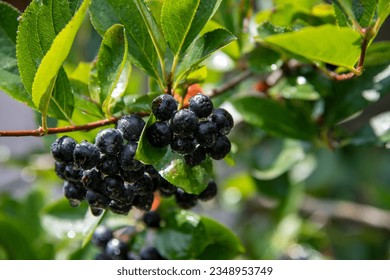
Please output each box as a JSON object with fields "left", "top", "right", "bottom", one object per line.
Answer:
{"left": 378, "top": 0, "right": 390, "bottom": 27}
{"left": 30, "top": 0, "right": 89, "bottom": 117}
{"left": 156, "top": 153, "right": 213, "bottom": 195}
{"left": 332, "top": 0, "right": 377, "bottom": 28}
{"left": 252, "top": 140, "right": 305, "bottom": 180}
{"left": 268, "top": 76, "right": 321, "bottom": 100}
{"left": 155, "top": 210, "right": 211, "bottom": 260}
{"left": 89, "top": 0, "right": 162, "bottom": 82}
{"left": 0, "top": 2, "right": 33, "bottom": 107}
{"left": 175, "top": 28, "right": 236, "bottom": 84}
{"left": 162, "top": 0, "right": 223, "bottom": 56}
{"left": 94, "top": 24, "right": 131, "bottom": 116}
{"left": 365, "top": 41, "right": 390, "bottom": 66}
{"left": 135, "top": 114, "right": 169, "bottom": 165}
{"left": 197, "top": 216, "right": 245, "bottom": 259}
{"left": 247, "top": 45, "right": 282, "bottom": 74}
{"left": 233, "top": 96, "right": 317, "bottom": 140}
{"left": 262, "top": 25, "right": 362, "bottom": 70}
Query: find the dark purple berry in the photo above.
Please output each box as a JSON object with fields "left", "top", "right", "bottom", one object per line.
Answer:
{"left": 92, "top": 226, "right": 113, "bottom": 248}
{"left": 116, "top": 114, "right": 145, "bottom": 141}
{"left": 146, "top": 121, "right": 173, "bottom": 148}
{"left": 198, "top": 181, "right": 218, "bottom": 201}
{"left": 206, "top": 134, "right": 231, "bottom": 160}
{"left": 170, "top": 109, "right": 198, "bottom": 138}
{"left": 51, "top": 136, "right": 77, "bottom": 163}
{"left": 121, "top": 168, "right": 145, "bottom": 183}
{"left": 189, "top": 93, "right": 213, "bottom": 118}
{"left": 142, "top": 211, "right": 161, "bottom": 228}
{"left": 105, "top": 238, "right": 128, "bottom": 260}
{"left": 184, "top": 146, "right": 206, "bottom": 167}
{"left": 119, "top": 142, "right": 144, "bottom": 171}
{"left": 54, "top": 161, "right": 67, "bottom": 180}
{"left": 175, "top": 188, "right": 197, "bottom": 209}
{"left": 145, "top": 165, "right": 161, "bottom": 191}
{"left": 86, "top": 190, "right": 110, "bottom": 209}
{"left": 95, "top": 128, "right": 124, "bottom": 156}
{"left": 109, "top": 200, "right": 132, "bottom": 215}
{"left": 127, "top": 174, "right": 153, "bottom": 195}
{"left": 196, "top": 121, "right": 218, "bottom": 147}
{"left": 210, "top": 108, "right": 234, "bottom": 135}
{"left": 140, "top": 246, "right": 165, "bottom": 260}
{"left": 90, "top": 207, "right": 104, "bottom": 217}
{"left": 152, "top": 94, "right": 178, "bottom": 121}
{"left": 82, "top": 168, "right": 103, "bottom": 191}
{"left": 63, "top": 164, "right": 83, "bottom": 182}
{"left": 170, "top": 136, "right": 196, "bottom": 154}
{"left": 159, "top": 177, "right": 177, "bottom": 197}
{"left": 102, "top": 175, "right": 125, "bottom": 200}
{"left": 73, "top": 140, "right": 100, "bottom": 169}
{"left": 97, "top": 154, "right": 120, "bottom": 176}
{"left": 63, "top": 181, "right": 86, "bottom": 207}
{"left": 133, "top": 193, "right": 154, "bottom": 212}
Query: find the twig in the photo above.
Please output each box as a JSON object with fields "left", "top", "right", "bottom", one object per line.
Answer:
{"left": 0, "top": 117, "right": 119, "bottom": 137}
{"left": 210, "top": 70, "right": 253, "bottom": 97}
{"left": 250, "top": 195, "right": 390, "bottom": 232}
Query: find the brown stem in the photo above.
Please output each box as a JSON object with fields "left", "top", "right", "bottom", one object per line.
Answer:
{"left": 0, "top": 117, "right": 119, "bottom": 137}
{"left": 210, "top": 70, "right": 253, "bottom": 98}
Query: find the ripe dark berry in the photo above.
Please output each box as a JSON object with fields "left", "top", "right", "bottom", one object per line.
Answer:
{"left": 105, "top": 238, "right": 128, "bottom": 260}
{"left": 127, "top": 174, "right": 153, "bottom": 195}
{"left": 73, "top": 140, "right": 100, "bottom": 169}
{"left": 109, "top": 200, "right": 132, "bottom": 215}
{"left": 206, "top": 134, "right": 231, "bottom": 160}
{"left": 159, "top": 177, "right": 177, "bottom": 196}
{"left": 102, "top": 175, "right": 125, "bottom": 200}
{"left": 92, "top": 226, "right": 113, "bottom": 248}
{"left": 145, "top": 165, "right": 161, "bottom": 191}
{"left": 210, "top": 108, "right": 234, "bottom": 135}
{"left": 121, "top": 168, "right": 145, "bottom": 183}
{"left": 82, "top": 168, "right": 103, "bottom": 191}
{"left": 196, "top": 121, "right": 218, "bottom": 147}
{"left": 54, "top": 161, "right": 67, "bottom": 180}
{"left": 117, "top": 184, "right": 135, "bottom": 205}
{"left": 86, "top": 190, "right": 110, "bottom": 209}
{"left": 152, "top": 94, "right": 178, "bottom": 121}
{"left": 116, "top": 114, "right": 145, "bottom": 141}
{"left": 132, "top": 193, "right": 154, "bottom": 212}
{"left": 175, "top": 188, "right": 197, "bottom": 209}
{"left": 189, "top": 93, "right": 214, "bottom": 118}
{"left": 170, "top": 136, "right": 196, "bottom": 154}
{"left": 198, "top": 181, "right": 217, "bottom": 201}
{"left": 63, "top": 164, "right": 83, "bottom": 182}
{"left": 51, "top": 136, "right": 77, "bottom": 163}
{"left": 97, "top": 154, "right": 120, "bottom": 176}
{"left": 142, "top": 211, "right": 161, "bottom": 228}
{"left": 146, "top": 121, "right": 173, "bottom": 148}
{"left": 119, "top": 142, "right": 144, "bottom": 171}
{"left": 184, "top": 146, "right": 206, "bottom": 167}
{"left": 95, "top": 128, "right": 124, "bottom": 156}
{"left": 90, "top": 207, "right": 104, "bottom": 217}
{"left": 63, "top": 181, "right": 86, "bottom": 207}
{"left": 140, "top": 246, "right": 164, "bottom": 260}
{"left": 170, "top": 109, "right": 198, "bottom": 138}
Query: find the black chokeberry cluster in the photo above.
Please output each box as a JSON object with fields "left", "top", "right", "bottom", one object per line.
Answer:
{"left": 51, "top": 114, "right": 159, "bottom": 216}
{"left": 146, "top": 93, "right": 234, "bottom": 167}
{"left": 92, "top": 217, "right": 165, "bottom": 260}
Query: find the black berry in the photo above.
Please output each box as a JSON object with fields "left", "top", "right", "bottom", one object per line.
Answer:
{"left": 159, "top": 177, "right": 177, "bottom": 197}
{"left": 152, "top": 94, "right": 178, "bottom": 121}
{"left": 142, "top": 211, "right": 161, "bottom": 228}
{"left": 210, "top": 108, "right": 234, "bottom": 135}
{"left": 132, "top": 193, "right": 154, "bottom": 212}
{"left": 63, "top": 181, "right": 86, "bottom": 207}
{"left": 121, "top": 168, "right": 145, "bottom": 183}
{"left": 54, "top": 161, "right": 67, "bottom": 180}
{"left": 95, "top": 128, "right": 124, "bottom": 156}
{"left": 63, "top": 164, "right": 83, "bottom": 182}
{"left": 116, "top": 114, "right": 145, "bottom": 141}
{"left": 86, "top": 190, "right": 110, "bottom": 209}
{"left": 207, "top": 134, "right": 231, "bottom": 160}
{"left": 119, "top": 142, "right": 144, "bottom": 171}
{"left": 196, "top": 121, "right": 218, "bottom": 148}
{"left": 146, "top": 121, "right": 173, "bottom": 148}
{"left": 73, "top": 140, "right": 100, "bottom": 170}
{"left": 97, "top": 154, "right": 120, "bottom": 176}
{"left": 198, "top": 181, "right": 218, "bottom": 201}
{"left": 109, "top": 200, "right": 132, "bottom": 215}
{"left": 51, "top": 136, "right": 77, "bottom": 163}
{"left": 184, "top": 146, "right": 207, "bottom": 167}
{"left": 175, "top": 188, "right": 197, "bottom": 209}
{"left": 105, "top": 238, "right": 128, "bottom": 260}
{"left": 102, "top": 175, "right": 125, "bottom": 200}
{"left": 82, "top": 168, "right": 103, "bottom": 191}
{"left": 170, "top": 136, "right": 196, "bottom": 154}
{"left": 92, "top": 226, "right": 113, "bottom": 248}
{"left": 170, "top": 109, "right": 198, "bottom": 138}
{"left": 189, "top": 93, "right": 213, "bottom": 118}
